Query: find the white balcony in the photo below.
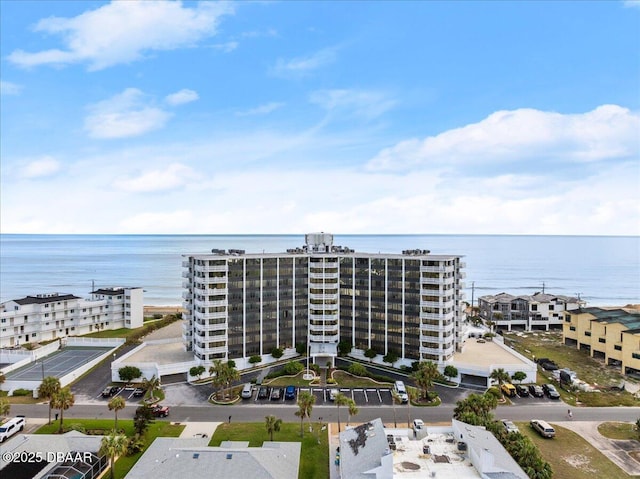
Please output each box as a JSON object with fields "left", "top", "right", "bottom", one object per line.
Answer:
{"left": 309, "top": 293, "right": 339, "bottom": 301}
{"left": 310, "top": 326, "right": 340, "bottom": 335}
{"left": 182, "top": 260, "right": 190, "bottom": 268}
{"left": 420, "top": 346, "right": 441, "bottom": 355}
{"left": 194, "top": 344, "right": 227, "bottom": 356}
{"left": 194, "top": 298, "right": 227, "bottom": 309}
{"left": 182, "top": 271, "right": 190, "bottom": 278}
{"left": 309, "top": 313, "right": 339, "bottom": 321}
{"left": 421, "top": 265, "right": 455, "bottom": 274}
{"left": 194, "top": 322, "right": 227, "bottom": 333}
{"left": 309, "top": 272, "right": 339, "bottom": 280}
{"left": 420, "top": 300, "right": 441, "bottom": 308}
{"left": 194, "top": 264, "right": 228, "bottom": 273}
{"left": 309, "top": 334, "right": 339, "bottom": 342}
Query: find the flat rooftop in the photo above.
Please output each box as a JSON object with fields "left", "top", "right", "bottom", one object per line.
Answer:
{"left": 391, "top": 431, "right": 480, "bottom": 479}
{"left": 454, "top": 338, "right": 529, "bottom": 368}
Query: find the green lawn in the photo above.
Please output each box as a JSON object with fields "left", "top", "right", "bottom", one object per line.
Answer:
{"left": 210, "top": 422, "right": 329, "bottom": 479}
{"left": 331, "top": 370, "right": 393, "bottom": 388}
{"left": 516, "top": 421, "right": 632, "bottom": 479}
{"left": 36, "top": 418, "right": 184, "bottom": 479}
{"left": 598, "top": 421, "right": 640, "bottom": 440}
{"left": 84, "top": 328, "right": 139, "bottom": 339}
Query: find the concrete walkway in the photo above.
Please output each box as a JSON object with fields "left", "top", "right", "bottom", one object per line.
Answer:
{"left": 178, "top": 421, "right": 222, "bottom": 439}
{"left": 558, "top": 420, "right": 640, "bottom": 476}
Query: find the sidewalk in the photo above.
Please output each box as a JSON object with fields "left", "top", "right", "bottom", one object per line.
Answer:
{"left": 178, "top": 421, "right": 222, "bottom": 439}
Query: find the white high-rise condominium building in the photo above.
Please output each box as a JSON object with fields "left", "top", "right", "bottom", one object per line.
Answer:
{"left": 182, "top": 233, "right": 466, "bottom": 370}
{"left": 0, "top": 287, "right": 144, "bottom": 348}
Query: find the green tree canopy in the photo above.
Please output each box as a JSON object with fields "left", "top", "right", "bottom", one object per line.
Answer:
{"left": 51, "top": 386, "right": 75, "bottom": 434}
{"left": 108, "top": 396, "right": 126, "bottom": 430}
{"left": 348, "top": 363, "right": 368, "bottom": 377}
{"left": 118, "top": 366, "right": 142, "bottom": 383}
{"left": 100, "top": 431, "right": 129, "bottom": 479}
{"left": 443, "top": 365, "right": 459, "bottom": 381}
{"left": 265, "top": 415, "right": 283, "bottom": 441}
{"left": 37, "top": 376, "right": 61, "bottom": 425}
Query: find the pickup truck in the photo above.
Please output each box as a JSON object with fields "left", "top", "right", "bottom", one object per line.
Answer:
{"left": 151, "top": 405, "right": 170, "bottom": 417}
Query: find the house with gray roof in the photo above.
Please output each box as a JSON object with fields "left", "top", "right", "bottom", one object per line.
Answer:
{"left": 125, "top": 437, "right": 301, "bottom": 479}
{"left": 478, "top": 291, "right": 584, "bottom": 331}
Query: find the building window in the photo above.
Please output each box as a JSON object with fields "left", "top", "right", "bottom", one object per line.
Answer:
{"left": 531, "top": 305, "right": 537, "bottom": 311}
{"left": 569, "top": 326, "right": 576, "bottom": 331}
{"left": 614, "top": 345, "right": 622, "bottom": 351}
{"left": 549, "top": 305, "right": 554, "bottom": 310}
{"left": 598, "top": 338, "right": 606, "bottom": 343}
{"left": 585, "top": 331, "right": 591, "bottom": 336}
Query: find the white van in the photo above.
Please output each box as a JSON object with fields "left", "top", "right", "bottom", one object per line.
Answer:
{"left": 0, "top": 416, "right": 25, "bottom": 443}
{"left": 394, "top": 381, "right": 409, "bottom": 403}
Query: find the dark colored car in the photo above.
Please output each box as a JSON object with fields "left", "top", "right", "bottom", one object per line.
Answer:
{"left": 270, "top": 387, "right": 283, "bottom": 401}
{"left": 133, "top": 388, "right": 145, "bottom": 398}
{"left": 101, "top": 386, "right": 119, "bottom": 398}
{"left": 257, "top": 386, "right": 269, "bottom": 400}
{"left": 284, "top": 385, "right": 296, "bottom": 400}
{"left": 151, "top": 405, "right": 170, "bottom": 417}
{"left": 542, "top": 383, "right": 560, "bottom": 399}
{"left": 515, "top": 384, "right": 529, "bottom": 397}
{"left": 528, "top": 384, "right": 544, "bottom": 397}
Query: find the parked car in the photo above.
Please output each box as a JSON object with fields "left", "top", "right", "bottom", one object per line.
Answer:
{"left": 257, "top": 386, "right": 269, "bottom": 400}
{"left": 101, "top": 386, "right": 120, "bottom": 398}
{"left": 329, "top": 388, "right": 339, "bottom": 401}
{"left": 502, "top": 419, "right": 519, "bottom": 434}
{"left": 528, "top": 384, "right": 544, "bottom": 398}
{"left": 515, "top": 384, "right": 529, "bottom": 397}
{"left": 241, "top": 383, "right": 253, "bottom": 399}
{"left": 500, "top": 383, "right": 517, "bottom": 398}
{"left": 133, "top": 388, "right": 145, "bottom": 398}
{"left": 413, "top": 419, "right": 424, "bottom": 431}
{"left": 284, "top": 385, "right": 296, "bottom": 400}
{"left": 530, "top": 419, "right": 555, "bottom": 438}
{"left": 0, "top": 416, "right": 25, "bottom": 443}
{"left": 270, "top": 387, "right": 283, "bottom": 401}
{"left": 542, "top": 383, "right": 560, "bottom": 399}
{"left": 151, "top": 405, "right": 170, "bottom": 417}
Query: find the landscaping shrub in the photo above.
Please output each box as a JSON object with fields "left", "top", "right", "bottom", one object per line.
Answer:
{"left": 12, "top": 388, "right": 32, "bottom": 397}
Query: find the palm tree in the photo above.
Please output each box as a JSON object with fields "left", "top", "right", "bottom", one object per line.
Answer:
{"left": 222, "top": 363, "right": 240, "bottom": 399}
{"left": 265, "top": 415, "right": 283, "bottom": 441}
{"left": 37, "top": 376, "right": 61, "bottom": 425}
{"left": 334, "top": 393, "right": 349, "bottom": 432}
{"left": 295, "top": 390, "right": 315, "bottom": 437}
{"left": 209, "top": 360, "right": 225, "bottom": 399}
{"left": 490, "top": 368, "right": 510, "bottom": 396}
{"left": 51, "top": 386, "right": 75, "bottom": 434}
{"left": 0, "top": 372, "right": 5, "bottom": 386}
{"left": 347, "top": 399, "right": 359, "bottom": 427}
{"left": 99, "top": 431, "right": 129, "bottom": 479}
{"left": 142, "top": 375, "right": 161, "bottom": 401}
{"left": 391, "top": 390, "right": 402, "bottom": 428}
{"left": 108, "top": 396, "right": 126, "bottom": 430}
{"left": 411, "top": 361, "right": 439, "bottom": 401}
{"left": 0, "top": 398, "right": 10, "bottom": 418}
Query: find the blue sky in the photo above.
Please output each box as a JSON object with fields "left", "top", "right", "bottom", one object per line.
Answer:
{"left": 1, "top": 0, "right": 639, "bottom": 234}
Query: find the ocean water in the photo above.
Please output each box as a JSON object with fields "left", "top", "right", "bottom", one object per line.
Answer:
{"left": 0, "top": 234, "right": 638, "bottom": 307}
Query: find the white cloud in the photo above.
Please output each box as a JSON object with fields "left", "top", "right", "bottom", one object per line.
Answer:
{"left": 19, "top": 156, "right": 61, "bottom": 178}
{"left": 310, "top": 89, "right": 396, "bottom": 120}
{"left": 367, "top": 105, "right": 640, "bottom": 171}
{"left": 209, "top": 41, "right": 238, "bottom": 53}
{"left": 114, "top": 163, "right": 196, "bottom": 192}
{"left": 118, "top": 210, "right": 195, "bottom": 233}
{"left": 165, "top": 89, "right": 199, "bottom": 106}
{"left": 0, "top": 80, "right": 23, "bottom": 95}
{"left": 624, "top": 0, "right": 640, "bottom": 9}
{"left": 271, "top": 47, "right": 337, "bottom": 76}
{"left": 8, "top": 1, "right": 234, "bottom": 70}
{"left": 85, "top": 88, "right": 172, "bottom": 139}
{"left": 236, "top": 102, "right": 284, "bottom": 116}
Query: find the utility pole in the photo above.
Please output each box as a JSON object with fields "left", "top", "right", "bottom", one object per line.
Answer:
{"left": 471, "top": 281, "right": 475, "bottom": 315}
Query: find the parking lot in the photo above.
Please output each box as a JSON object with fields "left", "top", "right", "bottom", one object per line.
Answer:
{"left": 246, "top": 385, "right": 402, "bottom": 406}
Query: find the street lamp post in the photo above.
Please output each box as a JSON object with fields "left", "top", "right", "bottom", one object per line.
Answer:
{"left": 40, "top": 360, "right": 45, "bottom": 382}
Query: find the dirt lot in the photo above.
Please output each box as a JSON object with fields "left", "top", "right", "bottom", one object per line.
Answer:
{"left": 503, "top": 330, "right": 640, "bottom": 407}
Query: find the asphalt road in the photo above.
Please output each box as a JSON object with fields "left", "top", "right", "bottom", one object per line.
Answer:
{"left": 10, "top": 402, "right": 640, "bottom": 426}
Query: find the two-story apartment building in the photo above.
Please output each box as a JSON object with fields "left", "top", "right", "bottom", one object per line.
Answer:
{"left": 182, "top": 233, "right": 467, "bottom": 370}
{"left": 0, "top": 287, "right": 143, "bottom": 348}
{"left": 478, "top": 292, "right": 584, "bottom": 331}
{"left": 562, "top": 306, "right": 640, "bottom": 376}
